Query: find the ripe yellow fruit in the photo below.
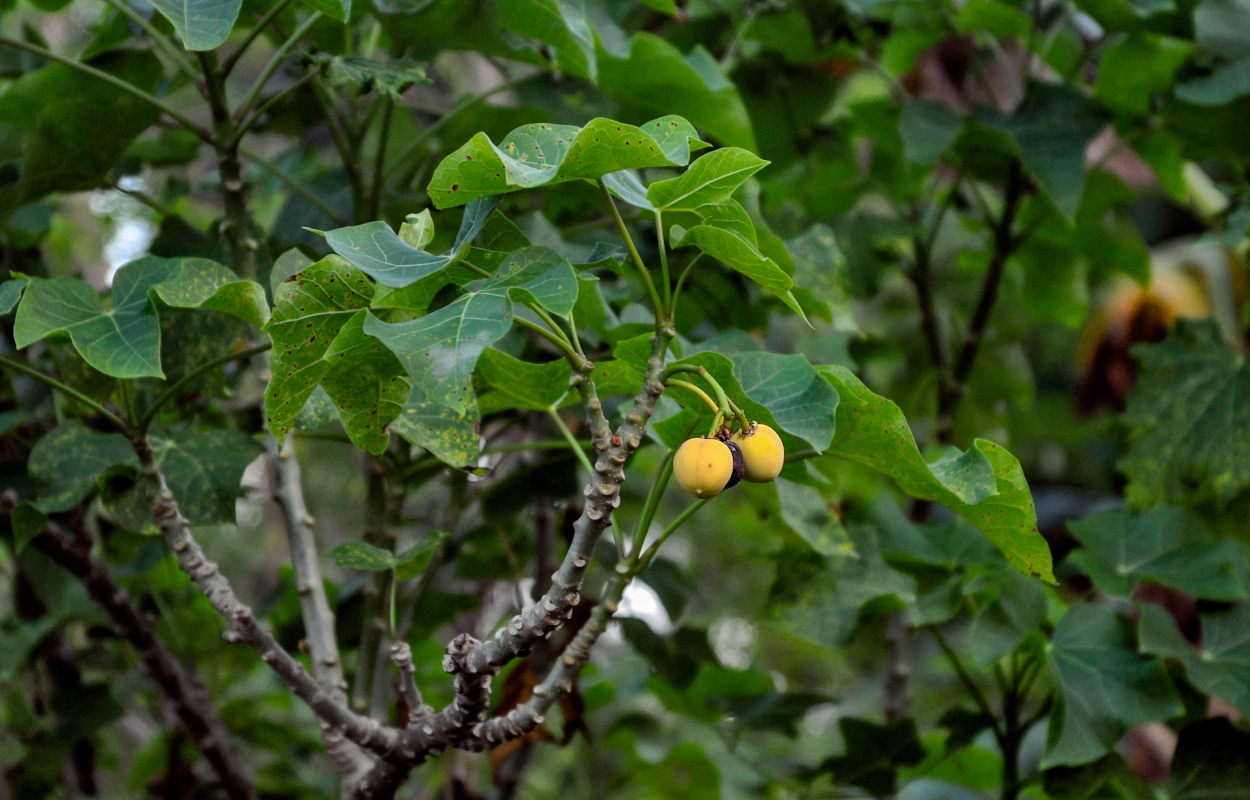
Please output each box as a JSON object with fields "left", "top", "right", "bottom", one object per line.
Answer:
{"left": 731, "top": 423, "right": 785, "bottom": 482}
{"left": 673, "top": 437, "right": 735, "bottom": 498}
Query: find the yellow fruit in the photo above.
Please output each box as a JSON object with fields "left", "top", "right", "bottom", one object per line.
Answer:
{"left": 731, "top": 423, "right": 785, "bottom": 482}
{"left": 673, "top": 437, "right": 735, "bottom": 498}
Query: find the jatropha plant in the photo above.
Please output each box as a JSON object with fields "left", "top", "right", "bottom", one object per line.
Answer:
{"left": 2, "top": 114, "right": 1049, "bottom": 797}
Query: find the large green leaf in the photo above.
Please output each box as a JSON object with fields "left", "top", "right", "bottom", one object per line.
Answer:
{"left": 645, "top": 147, "right": 769, "bottom": 211}
{"left": 732, "top": 351, "right": 838, "bottom": 451}
{"left": 149, "top": 0, "right": 242, "bottom": 50}
{"left": 28, "top": 422, "right": 136, "bottom": 512}
{"left": 427, "top": 116, "right": 707, "bottom": 208}
{"left": 1095, "top": 33, "right": 1193, "bottom": 116}
{"left": 819, "top": 366, "right": 1053, "bottom": 582}
{"left": 263, "top": 256, "right": 374, "bottom": 442}
{"left": 0, "top": 51, "right": 161, "bottom": 224}
{"left": 1139, "top": 602, "right": 1250, "bottom": 717}
{"left": 975, "top": 83, "right": 1107, "bottom": 217}
{"left": 1119, "top": 320, "right": 1250, "bottom": 508}
{"left": 669, "top": 224, "right": 806, "bottom": 320}
{"left": 474, "top": 348, "right": 571, "bottom": 413}
{"left": 365, "top": 292, "right": 512, "bottom": 415}
{"left": 14, "top": 263, "right": 167, "bottom": 378}
{"left": 476, "top": 247, "right": 579, "bottom": 316}
{"left": 319, "top": 311, "right": 409, "bottom": 455}
{"left": 1044, "top": 603, "right": 1182, "bottom": 768}
{"left": 0, "top": 279, "right": 25, "bottom": 314}
{"left": 389, "top": 389, "right": 482, "bottom": 469}
{"left": 598, "top": 33, "right": 755, "bottom": 149}
{"left": 1176, "top": 57, "right": 1250, "bottom": 105}
{"left": 150, "top": 430, "right": 259, "bottom": 525}
{"left": 494, "top": 0, "right": 596, "bottom": 81}
{"left": 145, "top": 256, "right": 269, "bottom": 327}
{"left": 1068, "top": 508, "right": 1248, "bottom": 600}
{"left": 324, "top": 198, "right": 497, "bottom": 288}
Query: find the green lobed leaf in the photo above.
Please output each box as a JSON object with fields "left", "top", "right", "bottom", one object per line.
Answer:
{"left": 598, "top": 34, "right": 755, "bottom": 149}
{"left": 0, "top": 278, "right": 25, "bottom": 314}
{"left": 732, "top": 351, "right": 839, "bottom": 452}
{"left": 325, "top": 198, "right": 498, "bottom": 288}
{"left": 149, "top": 0, "right": 242, "bottom": 50}
{"left": 263, "top": 256, "right": 375, "bottom": 442}
{"left": 327, "top": 541, "right": 396, "bottom": 571}
{"left": 14, "top": 263, "right": 166, "bottom": 378}
{"left": 602, "top": 169, "right": 655, "bottom": 211}
{"left": 146, "top": 256, "right": 270, "bottom": 327}
{"left": 645, "top": 147, "right": 769, "bottom": 211}
{"left": 669, "top": 223, "right": 806, "bottom": 320}
{"left": 1068, "top": 508, "right": 1248, "bottom": 600}
{"left": 1119, "top": 320, "right": 1250, "bottom": 508}
{"left": 818, "top": 718, "right": 926, "bottom": 797}
{"left": 772, "top": 475, "right": 852, "bottom": 557}
{"left": 476, "top": 247, "right": 580, "bottom": 316}
{"left": 819, "top": 366, "right": 1054, "bottom": 582}
{"left": 312, "top": 54, "right": 429, "bottom": 97}
{"left": 427, "top": 116, "right": 707, "bottom": 208}
{"left": 494, "top": 0, "right": 596, "bottom": 81}
{"left": 0, "top": 51, "right": 162, "bottom": 224}
{"left": 1176, "top": 56, "right": 1250, "bottom": 106}
{"left": 365, "top": 292, "right": 513, "bottom": 416}
{"left": 27, "top": 422, "right": 135, "bottom": 513}
{"left": 394, "top": 531, "right": 450, "bottom": 580}
{"left": 1139, "top": 602, "right": 1250, "bottom": 717}
{"left": 320, "top": 311, "right": 409, "bottom": 455}
{"left": 389, "top": 389, "right": 482, "bottom": 469}
{"left": 150, "top": 430, "right": 259, "bottom": 526}
{"left": 1044, "top": 603, "right": 1182, "bottom": 768}
{"left": 1095, "top": 33, "right": 1193, "bottom": 116}
{"left": 974, "top": 83, "right": 1107, "bottom": 218}
{"left": 474, "top": 348, "right": 571, "bottom": 413}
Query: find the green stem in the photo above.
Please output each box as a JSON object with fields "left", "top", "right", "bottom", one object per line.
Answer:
{"left": 633, "top": 499, "right": 709, "bottom": 573}
{"left": 598, "top": 179, "right": 665, "bottom": 323}
{"left": 233, "top": 12, "right": 322, "bottom": 128}
{"left": 221, "top": 0, "right": 297, "bottom": 77}
{"left": 655, "top": 210, "right": 672, "bottom": 312}
{"left": 515, "top": 317, "right": 585, "bottom": 368}
{"left": 368, "top": 95, "right": 395, "bottom": 220}
{"left": 665, "top": 379, "right": 719, "bottom": 415}
{"left": 100, "top": 0, "right": 199, "bottom": 79}
{"left": 139, "top": 343, "right": 272, "bottom": 433}
{"left": 0, "top": 36, "right": 212, "bottom": 143}
{"left": 930, "top": 626, "right": 1005, "bottom": 742}
{"left": 238, "top": 144, "right": 350, "bottom": 226}
{"left": 547, "top": 403, "right": 595, "bottom": 478}
{"left": 229, "top": 70, "right": 317, "bottom": 146}
{"left": 670, "top": 253, "right": 703, "bottom": 317}
{"left": 0, "top": 356, "right": 128, "bottom": 432}
{"left": 387, "top": 569, "right": 398, "bottom": 638}
{"left": 118, "top": 380, "right": 137, "bottom": 427}
{"left": 631, "top": 455, "right": 674, "bottom": 560}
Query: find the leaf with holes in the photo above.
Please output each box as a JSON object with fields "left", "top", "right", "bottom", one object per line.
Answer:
{"left": 263, "top": 256, "right": 374, "bottom": 441}
{"left": 427, "top": 116, "right": 707, "bottom": 208}
{"left": 320, "top": 311, "right": 409, "bottom": 455}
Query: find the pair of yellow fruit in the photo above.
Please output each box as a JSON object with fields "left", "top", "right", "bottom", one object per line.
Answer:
{"left": 673, "top": 423, "right": 785, "bottom": 498}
